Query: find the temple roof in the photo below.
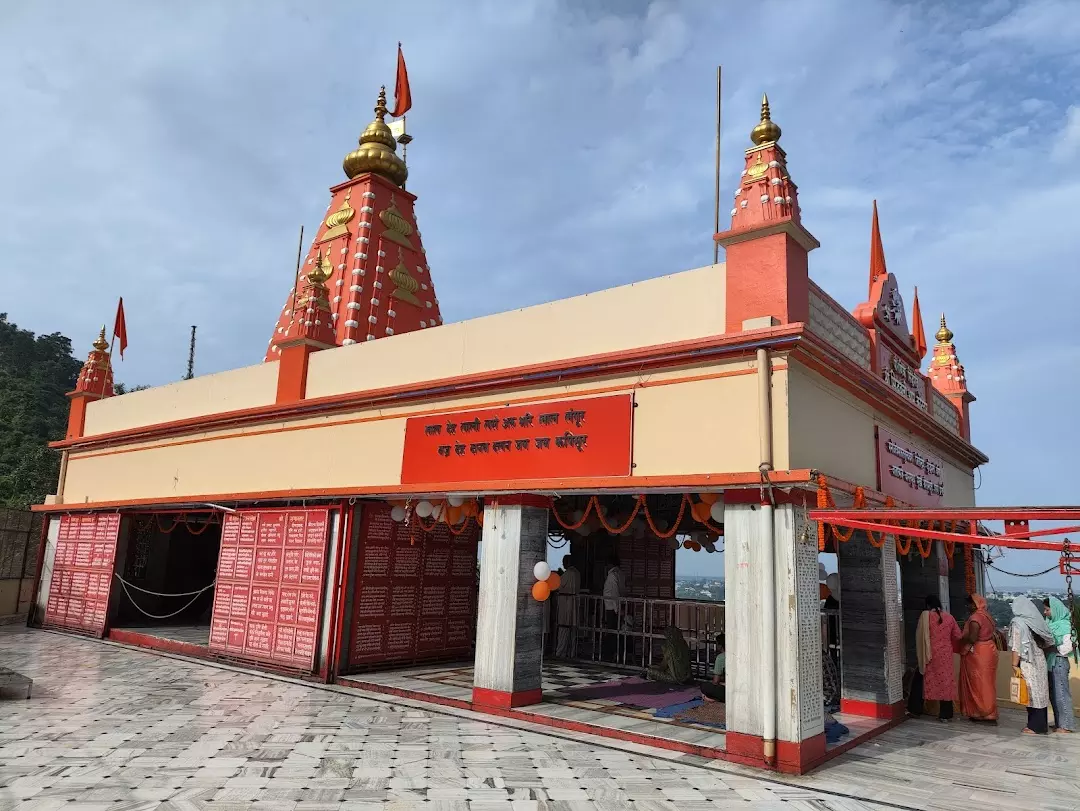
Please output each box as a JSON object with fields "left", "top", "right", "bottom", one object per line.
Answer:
{"left": 266, "top": 90, "right": 443, "bottom": 361}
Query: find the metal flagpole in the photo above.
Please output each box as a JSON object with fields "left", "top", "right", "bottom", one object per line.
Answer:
{"left": 712, "top": 66, "right": 723, "bottom": 266}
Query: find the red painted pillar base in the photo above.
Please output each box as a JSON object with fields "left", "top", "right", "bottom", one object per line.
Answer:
{"left": 724, "top": 731, "right": 827, "bottom": 774}
{"left": 840, "top": 698, "right": 906, "bottom": 719}
{"left": 471, "top": 687, "right": 544, "bottom": 709}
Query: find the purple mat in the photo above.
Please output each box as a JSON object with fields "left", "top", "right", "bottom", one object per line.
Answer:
{"left": 563, "top": 677, "right": 701, "bottom": 709}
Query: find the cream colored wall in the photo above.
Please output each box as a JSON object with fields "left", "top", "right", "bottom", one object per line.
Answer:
{"left": 59, "top": 357, "right": 784, "bottom": 505}
{"left": 787, "top": 363, "right": 877, "bottom": 486}
{"left": 83, "top": 363, "right": 278, "bottom": 437}
{"left": 787, "top": 361, "right": 976, "bottom": 506}
{"left": 305, "top": 264, "right": 726, "bottom": 400}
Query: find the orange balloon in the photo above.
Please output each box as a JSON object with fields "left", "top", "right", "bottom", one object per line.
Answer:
{"left": 691, "top": 502, "right": 711, "bottom": 522}
{"left": 820, "top": 583, "right": 831, "bottom": 600}
{"left": 476, "top": 510, "right": 484, "bottom": 526}
{"left": 682, "top": 540, "right": 693, "bottom": 550}
{"left": 388, "top": 499, "right": 407, "bottom": 509}
{"left": 698, "top": 492, "right": 720, "bottom": 505}
{"left": 546, "top": 572, "right": 561, "bottom": 591}
{"left": 532, "top": 581, "right": 551, "bottom": 601}
{"left": 691, "top": 541, "right": 702, "bottom": 551}
{"left": 446, "top": 506, "right": 463, "bottom": 524}
{"left": 462, "top": 500, "right": 478, "bottom": 517}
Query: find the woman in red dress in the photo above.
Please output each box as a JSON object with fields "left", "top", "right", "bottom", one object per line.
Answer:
{"left": 916, "top": 594, "right": 963, "bottom": 721}
{"left": 958, "top": 594, "right": 1000, "bottom": 723}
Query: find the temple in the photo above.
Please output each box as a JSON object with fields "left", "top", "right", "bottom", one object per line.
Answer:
{"left": 33, "top": 86, "right": 1002, "bottom": 774}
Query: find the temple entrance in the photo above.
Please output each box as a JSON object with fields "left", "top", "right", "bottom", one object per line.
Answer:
{"left": 109, "top": 512, "right": 221, "bottom": 648}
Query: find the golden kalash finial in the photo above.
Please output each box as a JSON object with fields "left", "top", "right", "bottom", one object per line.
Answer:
{"left": 92, "top": 325, "right": 108, "bottom": 352}
{"left": 342, "top": 86, "right": 409, "bottom": 187}
{"left": 750, "top": 93, "right": 782, "bottom": 146}
{"left": 935, "top": 313, "right": 954, "bottom": 344}
{"left": 307, "top": 249, "right": 333, "bottom": 285}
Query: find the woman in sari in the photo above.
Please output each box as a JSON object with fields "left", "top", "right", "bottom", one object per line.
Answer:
{"left": 958, "top": 594, "right": 999, "bottom": 723}
{"left": 915, "top": 595, "right": 962, "bottom": 721}
{"left": 644, "top": 626, "right": 692, "bottom": 684}
{"left": 1043, "top": 596, "right": 1076, "bottom": 733}
{"left": 1009, "top": 597, "right": 1054, "bottom": 734}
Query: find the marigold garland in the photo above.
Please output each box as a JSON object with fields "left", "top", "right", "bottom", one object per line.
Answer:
{"left": 550, "top": 493, "right": 721, "bottom": 540}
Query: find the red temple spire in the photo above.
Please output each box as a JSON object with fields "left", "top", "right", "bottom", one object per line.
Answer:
{"left": 265, "top": 87, "right": 444, "bottom": 361}
{"left": 911, "top": 286, "right": 928, "bottom": 361}
{"left": 928, "top": 313, "right": 975, "bottom": 440}
{"left": 73, "top": 327, "right": 115, "bottom": 399}
{"left": 869, "top": 200, "right": 887, "bottom": 296}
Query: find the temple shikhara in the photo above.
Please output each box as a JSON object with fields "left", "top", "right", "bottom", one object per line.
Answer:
{"left": 39, "top": 78, "right": 1066, "bottom": 775}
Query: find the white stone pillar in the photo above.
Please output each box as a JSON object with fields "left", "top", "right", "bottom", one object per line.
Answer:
{"left": 724, "top": 495, "right": 825, "bottom": 773}
{"left": 836, "top": 530, "right": 904, "bottom": 719}
{"left": 472, "top": 495, "right": 549, "bottom": 708}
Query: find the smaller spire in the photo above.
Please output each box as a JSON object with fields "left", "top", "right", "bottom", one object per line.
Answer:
{"left": 750, "top": 93, "right": 782, "bottom": 145}
{"left": 868, "top": 200, "right": 888, "bottom": 295}
{"left": 308, "top": 248, "right": 333, "bottom": 285}
{"left": 911, "top": 287, "right": 928, "bottom": 361}
{"left": 92, "top": 325, "right": 108, "bottom": 352}
{"left": 936, "top": 313, "right": 954, "bottom": 344}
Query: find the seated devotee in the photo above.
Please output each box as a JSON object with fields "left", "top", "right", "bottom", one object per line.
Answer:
{"left": 644, "top": 626, "right": 692, "bottom": 684}
{"left": 700, "top": 634, "right": 726, "bottom": 702}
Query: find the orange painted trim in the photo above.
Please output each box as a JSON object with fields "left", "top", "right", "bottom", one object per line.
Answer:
{"left": 66, "top": 365, "right": 781, "bottom": 464}
{"left": 52, "top": 326, "right": 804, "bottom": 452}
{"left": 30, "top": 469, "right": 816, "bottom": 513}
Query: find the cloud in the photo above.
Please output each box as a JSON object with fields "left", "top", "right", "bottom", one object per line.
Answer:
{"left": 1, "top": 0, "right": 1078, "bottom": 584}
{"left": 1052, "top": 106, "right": 1080, "bottom": 161}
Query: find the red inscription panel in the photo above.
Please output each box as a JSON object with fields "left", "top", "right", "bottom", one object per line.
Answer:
{"left": 208, "top": 508, "right": 331, "bottom": 670}
{"left": 346, "top": 503, "right": 480, "bottom": 668}
{"left": 400, "top": 395, "right": 634, "bottom": 486}
{"left": 44, "top": 513, "right": 121, "bottom": 637}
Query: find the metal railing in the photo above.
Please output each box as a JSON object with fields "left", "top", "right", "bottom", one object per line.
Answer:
{"left": 553, "top": 594, "right": 725, "bottom": 678}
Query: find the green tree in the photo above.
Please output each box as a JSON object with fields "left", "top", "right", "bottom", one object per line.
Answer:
{"left": 985, "top": 597, "right": 1013, "bottom": 630}
{"left": 0, "top": 314, "right": 82, "bottom": 508}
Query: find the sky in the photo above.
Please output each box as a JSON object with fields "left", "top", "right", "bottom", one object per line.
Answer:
{"left": 2, "top": 0, "right": 1078, "bottom": 588}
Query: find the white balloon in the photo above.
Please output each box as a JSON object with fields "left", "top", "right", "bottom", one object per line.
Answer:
{"left": 818, "top": 562, "right": 827, "bottom": 582}
{"left": 709, "top": 501, "right": 725, "bottom": 523}
{"left": 415, "top": 501, "right": 434, "bottom": 518}
{"left": 390, "top": 506, "right": 406, "bottom": 522}
{"left": 826, "top": 572, "right": 841, "bottom": 598}
{"left": 447, "top": 495, "right": 465, "bottom": 507}
{"left": 533, "top": 561, "right": 551, "bottom": 581}
{"left": 431, "top": 504, "right": 445, "bottom": 521}
{"left": 703, "top": 541, "right": 716, "bottom": 553}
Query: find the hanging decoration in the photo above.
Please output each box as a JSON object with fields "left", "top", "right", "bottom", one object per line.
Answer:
{"left": 531, "top": 559, "right": 560, "bottom": 602}
{"left": 550, "top": 493, "right": 723, "bottom": 540}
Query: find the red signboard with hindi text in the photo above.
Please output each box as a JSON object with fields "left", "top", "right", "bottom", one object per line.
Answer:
{"left": 208, "top": 508, "right": 331, "bottom": 670}
{"left": 400, "top": 394, "right": 633, "bottom": 486}
{"left": 44, "top": 513, "right": 121, "bottom": 637}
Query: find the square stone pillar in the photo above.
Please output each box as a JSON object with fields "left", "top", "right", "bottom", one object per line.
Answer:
{"left": 724, "top": 495, "right": 825, "bottom": 774}
{"left": 472, "top": 495, "right": 549, "bottom": 709}
{"left": 836, "top": 531, "right": 904, "bottom": 718}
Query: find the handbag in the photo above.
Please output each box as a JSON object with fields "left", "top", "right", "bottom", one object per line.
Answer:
{"left": 1010, "top": 668, "right": 1030, "bottom": 705}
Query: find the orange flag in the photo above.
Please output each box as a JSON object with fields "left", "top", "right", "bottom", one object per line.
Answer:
{"left": 389, "top": 42, "right": 412, "bottom": 118}
{"left": 911, "top": 286, "right": 927, "bottom": 360}
{"left": 112, "top": 297, "right": 128, "bottom": 359}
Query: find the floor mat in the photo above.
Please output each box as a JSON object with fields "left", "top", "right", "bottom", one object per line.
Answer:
{"left": 562, "top": 676, "right": 702, "bottom": 708}
{"left": 674, "top": 700, "right": 726, "bottom": 728}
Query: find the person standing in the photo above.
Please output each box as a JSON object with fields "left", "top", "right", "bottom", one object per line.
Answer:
{"left": 701, "top": 634, "right": 726, "bottom": 702}
{"left": 958, "top": 594, "right": 1000, "bottom": 724}
{"left": 555, "top": 556, "right": 581, "bottom": 659}
{"left": 602, "top": 555, "right": 624, "bottom": 663}
{"left": 1009, "top": 597, "right": 1055, "bottom": 735}
{"left": 1043, "top": 596, "right": 1076, "bottom": 733}
{"left": 914, "top": 595, "right": 962, "bottom": 721}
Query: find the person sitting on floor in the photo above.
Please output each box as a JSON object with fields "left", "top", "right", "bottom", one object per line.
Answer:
{"left": 644, "top": 626, "right": 692, "bottom": 684}
{"left": 700, "top": 633, "right": 725, "bottom": 702}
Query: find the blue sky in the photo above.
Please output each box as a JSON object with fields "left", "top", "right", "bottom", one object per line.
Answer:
{"left": 3, "top": 1, "right": 1078, "bottom": 588}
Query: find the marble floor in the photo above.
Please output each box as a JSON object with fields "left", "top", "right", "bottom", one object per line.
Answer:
{"left": 1, "top": 626, "right": 1078, "bottom": 811}
{"left": 112, "top": 625, "right": 211, "bottom": 646}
